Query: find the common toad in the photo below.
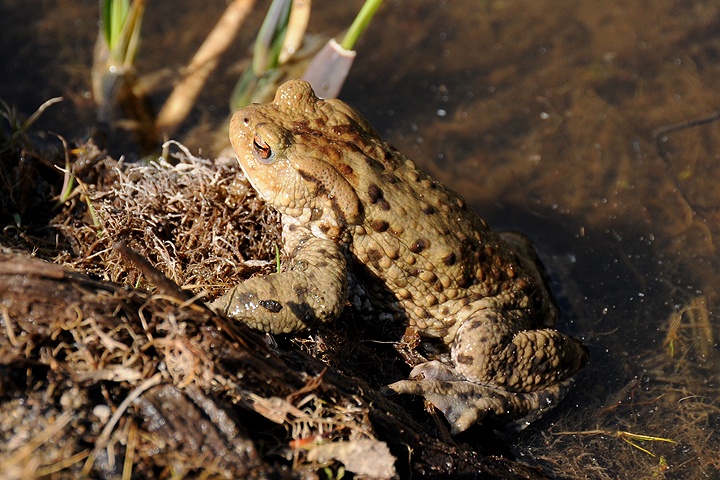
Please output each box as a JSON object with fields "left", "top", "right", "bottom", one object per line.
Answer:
{"left": 212, "top": 80, "right": 587, "bottom": 433}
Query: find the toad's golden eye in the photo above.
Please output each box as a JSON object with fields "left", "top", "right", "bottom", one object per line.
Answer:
{"left": 252, "top": 134, "right": 275, "bottom": 164}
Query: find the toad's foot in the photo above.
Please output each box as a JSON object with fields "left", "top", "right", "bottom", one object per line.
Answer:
{"left": 387, "top": 361, "right": 575, "bottom": 434}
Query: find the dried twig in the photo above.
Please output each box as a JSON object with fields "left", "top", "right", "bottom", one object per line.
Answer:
{"left": 156, "top": 0, "right": 256, "bottom": 135}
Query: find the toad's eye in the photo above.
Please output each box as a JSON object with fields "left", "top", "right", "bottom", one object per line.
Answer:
{"left": 252, "top": 134, "right": 275, "bottom": 164}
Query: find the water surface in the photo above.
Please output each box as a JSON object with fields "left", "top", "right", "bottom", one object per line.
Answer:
{"left": 3, "top": 1, "right": 719, "bottom": 477}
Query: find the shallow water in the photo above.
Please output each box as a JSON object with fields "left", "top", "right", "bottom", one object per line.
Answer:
{"left": 3, "top": 0, "right": 720, "bottom": 477}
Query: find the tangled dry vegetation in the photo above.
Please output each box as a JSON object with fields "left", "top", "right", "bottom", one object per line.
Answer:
{"left": 57, "top": 141, "right": 282, "bottom": 296}
{"left": 0, "top": 138, "right": 550, "bottom": 479}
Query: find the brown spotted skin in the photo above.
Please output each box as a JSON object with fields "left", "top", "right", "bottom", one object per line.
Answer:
{"left": 212, "top": 80, "right": 587, "bottom": 433}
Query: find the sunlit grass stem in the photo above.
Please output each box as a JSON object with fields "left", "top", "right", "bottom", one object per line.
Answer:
{"left": 252, "top": 0, "right": 291, "bottom": 75}
{"left": 103, "top": 0, "right": 128, "bottom": 47}
{"left": 101, "top": 0, "right": 145, "bottom": 67}
{"left": 341, "top": 0, "right": 384, "bottom": 51}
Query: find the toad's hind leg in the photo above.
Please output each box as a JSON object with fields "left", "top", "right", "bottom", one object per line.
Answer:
{"left": 452, "top": 308, "right": 588, "bottom": 393}
{"left": 388, "top": 308, "right": 588, "bottom": 433}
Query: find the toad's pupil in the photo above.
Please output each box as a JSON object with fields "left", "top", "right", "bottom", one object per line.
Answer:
{"left": 253, "top": 137, "right": 272, "bottom": 159}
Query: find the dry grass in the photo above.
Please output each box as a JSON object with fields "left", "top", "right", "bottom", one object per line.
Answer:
{"left": 56, "top": 141, "right": 281, "bottom": 299}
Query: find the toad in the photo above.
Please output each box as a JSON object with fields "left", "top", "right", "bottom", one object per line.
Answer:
{"left": 211, "top": 80, "right": 587, "bottom": 433}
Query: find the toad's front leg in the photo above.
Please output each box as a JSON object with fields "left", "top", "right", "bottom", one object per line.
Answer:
{"left": 210, "top": 229, "right": 348, "bottom": 334}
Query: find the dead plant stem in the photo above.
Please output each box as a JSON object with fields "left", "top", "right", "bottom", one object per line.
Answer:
{"left": 156, "top": 0, "right": 256, "bottom": 135}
